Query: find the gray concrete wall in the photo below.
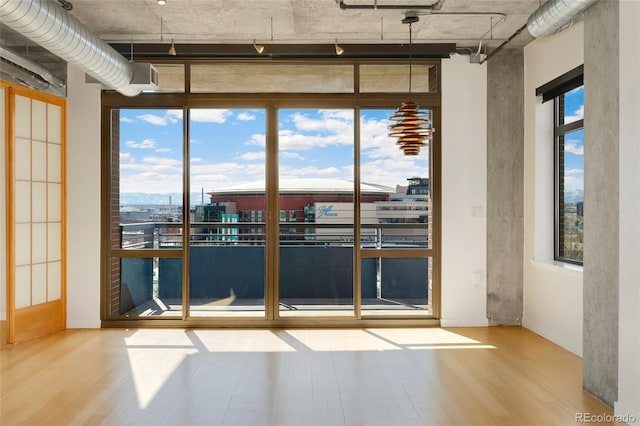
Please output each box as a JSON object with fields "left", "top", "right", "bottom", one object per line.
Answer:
{"left": 583, "top": 0, "right": 619, "bottom": 407}
{"left": 486, "top": 49, "right": 524, "bottom": 325}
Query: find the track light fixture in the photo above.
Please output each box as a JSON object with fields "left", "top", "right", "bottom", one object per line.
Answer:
{"left": 253, "top": 39, "right": 265, "bottom": 54}
{"left": 335, "top": 39, "right": 344, "bottom": 56}
{"left": 168, "top": 39, "right": 176, "bottom": 55}
{"left": 157, "top": 0, "right": 166, "bottom": 5}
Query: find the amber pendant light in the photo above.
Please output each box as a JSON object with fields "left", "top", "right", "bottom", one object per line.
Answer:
{"left": 388, "top": 16, "right": 434, "bottom": 156}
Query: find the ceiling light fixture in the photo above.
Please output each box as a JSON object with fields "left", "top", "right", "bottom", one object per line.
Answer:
{"left": 335, "top": 39, "right": 344, "bottom": 56}
{"left": 253, "top": 39, "right": 265, "bottom": 54}
{"left": 168, "top": 39, "right": 176, "bottom": 55}
{"left": 157, "top": 0, "right": 166, "bottom": 5}
{"left": 387, "top": 14, "right": 434, "bottom": 156}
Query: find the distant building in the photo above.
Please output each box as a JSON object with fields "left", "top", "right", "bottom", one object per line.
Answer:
{"left": 201, "top": 177, "right": 431, "bottom": 244}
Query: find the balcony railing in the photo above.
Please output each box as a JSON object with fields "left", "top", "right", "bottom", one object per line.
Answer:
{"left": 119, "top": 221, "right": 430, "bottom": 249}
{"left": 115, "top": 221, "right": 430, "bottom": 316}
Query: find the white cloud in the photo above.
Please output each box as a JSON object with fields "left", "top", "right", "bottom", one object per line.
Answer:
{"left": 246, "top": 133, "right": 266, "bottom": 147}
{"left": 190, "top": 109, "right": 231, "bottom": 123}
{"left": 120, "top": 152, "right": 135, "bottom": 163}
{"left": 155, "top": 148, "right": 172, "bottom": 153}
{"left": 279, "top": 129, "right": 352, "bottom": 151}
{"left": 565, "top": 140, "right": 584, "bottom": 155}
{"left": 191, "top": 157, "right": 203, "bottom": 163}
{"left": 565, "top": 168, "right": 583, "bottom": 175}
{"left": 280, "top": 152, "right": 304, "bottom": 160}
{"left": 120, "top": 172, "right": 183, "bottom": 193}
{"left": 291, "top": 110, "right": 353, "bottom": 136}
{"left": 563, "top": 175, "right": 584, "bottom": 192}
{"left": 191, "top": 162, "right": 247, "bottom": 175}
{"left": 566, "top": 104, "right": 584, "bottom": 122}
{"left": 137, "top": 114, "right": 173, "bottom": 126}
{"left": 240, "top": 151, "right": 266, "bottom": 160}
{"left": 237, "top": 112, "right": 256, "bottom": 121}
{"left": 166, "top": 110, "right": 183, "bottom": 121}
{"left": 121, "top": 117, "right": 134, "bottom": 123}
{"left": 190, "top": 161, "right": 265, "bottom": 192}
{"left": 121, "top": 156, "right": 182, "bottom": 173}
{"left": 280, "top": 165, "right": 342, "bottom": 178}
{"left": 126, "top": 138, "right": 157, "bottom": 149}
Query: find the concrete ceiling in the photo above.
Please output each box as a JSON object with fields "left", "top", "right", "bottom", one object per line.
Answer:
{"left": 0, "top": 0, "right": 540, "bottom": 90}
{"left": 68, "top": 0, "right": 538, "bottom": 47}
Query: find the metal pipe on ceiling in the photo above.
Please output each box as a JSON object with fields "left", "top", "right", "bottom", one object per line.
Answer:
{"left": 527, "top": 0, "right": 599, "bottom": 38}
{"left": 0, "top": 45, "right": 66, "bottom": 90}
{"left": 0, "top": 0, "right": 140, "bottom": 96}
{"left": 0, "top": 57, "right": 63, "bottom": 94}
{"left": 338, "top": 0, "right": 445, "bottom": 11}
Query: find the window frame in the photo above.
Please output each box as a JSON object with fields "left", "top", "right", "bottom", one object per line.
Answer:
{"left": 553, "top": 85, "right": 584, "bottom": 265}
{"left": 100, "top": 59, "right": 442, "bottom": 326}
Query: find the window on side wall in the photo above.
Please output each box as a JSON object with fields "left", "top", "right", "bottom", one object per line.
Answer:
{"left": 536, "top": 65, "right": 584, "bottom": 265}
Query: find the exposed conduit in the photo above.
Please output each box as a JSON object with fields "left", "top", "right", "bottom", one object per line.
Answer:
{"left": 338, "top": 0, "right": 445, "bottom": 11}
{"left": 0, "top": 57, "right": 56, "bottom": 93}
{"left": 0, "top": 0, "right": 141, "bottom": 96}
{"left": 478, "top": 0, "right": 598, "bottom": 64}
{"left": 527, "top": 0, "right": 599, "bottom": 38}
{"left": 0, "top": 45, "right": 66, "bottom": 90}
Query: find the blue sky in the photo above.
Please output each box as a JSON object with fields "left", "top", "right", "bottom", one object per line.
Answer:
{"left": 119, "top": 108, "right": 430, "bottom": 198}
{"left": 562, "top": 86, "right": 584, "bottom": 194}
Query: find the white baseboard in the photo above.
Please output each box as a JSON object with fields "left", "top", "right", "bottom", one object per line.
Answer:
{"left": 67, "top": 319, "right": 101, "bottom": 329}
{"left": 522, "top": 316, "right": 582, "bottom": 357}
{"left": 440, "top": 317, "right": 489, "bottom": 327}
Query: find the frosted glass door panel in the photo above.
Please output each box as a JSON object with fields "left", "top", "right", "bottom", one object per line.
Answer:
{"left": 12, "top": 94, "right": 65, "bottom": 309}
{"left": 14, "top": 96, "right": 31, "bottom": 138}
{"left": 32, "top": 100, "right": 47, "bottom": 141}
{"left": 14, "top": 138, "right": 31, "bottom": 180}
{"left": 14, "top": 266, "right": 31, "bottom": 309}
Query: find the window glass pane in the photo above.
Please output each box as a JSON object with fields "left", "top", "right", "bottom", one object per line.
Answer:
{"left": 360, "top": 109, "right": 431, "bottom": 249}
{"left": 362, "top": 257, "right": 432, "bottom": 315}
{"left": 109, "top": 257, "right": 182, "bottom": 317}
{"left": 114, "top": 109, "right": 184, "bottom": 249}
{"left": 278, "top": 109, "right": 354, "bottom": 317}
{"left": 360, "top": 64, "right": 435, "bottom": 93}
{"left": 561, "top": 86, "right": 584, "bottom": 125}
{"left": 191, "top": 64, "right": 354, "bottom": 93}
{"left": 189, "top": 109, "right": 267, "bottom": 317}
{"left": 558, "top": 128, "right": 584, "bottom": 263}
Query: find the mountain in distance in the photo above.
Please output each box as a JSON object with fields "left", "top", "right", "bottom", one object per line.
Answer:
{"left": 120, "top": 192, "right": 211, "bottom": 206}
{"left": 564, "top": 189, "right": 584, "bottom": 204}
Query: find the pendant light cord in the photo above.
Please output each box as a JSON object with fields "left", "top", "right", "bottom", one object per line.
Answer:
{"left": 409, "top": 22, "right": 413, "bottom": 101}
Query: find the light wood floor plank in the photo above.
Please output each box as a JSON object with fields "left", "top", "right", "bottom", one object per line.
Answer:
{"left": 0, "top": 327, "right": 621, "bottom": 425}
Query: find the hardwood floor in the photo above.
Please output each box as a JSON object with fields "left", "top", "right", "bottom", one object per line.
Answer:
{"left": 0, "top": 327, "right": 619, "bottom": 425}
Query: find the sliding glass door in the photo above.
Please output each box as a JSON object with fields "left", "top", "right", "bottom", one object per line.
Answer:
{"left": 277, "top": 109, "right": 355, "bottom": 317}
{"left": 360, "top": 109, "right": 433, "bottom": 316}
{"left": 188, "top": 108, "right": 267, "bottom": 317}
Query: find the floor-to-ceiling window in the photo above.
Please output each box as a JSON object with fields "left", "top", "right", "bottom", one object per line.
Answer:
{"left": 102, "top": 59, "right": 441, "bottom": 326}
{"left": 189, "top": 108, "right": 267, "bottom": 317}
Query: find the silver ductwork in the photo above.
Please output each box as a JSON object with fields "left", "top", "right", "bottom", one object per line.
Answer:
{"left": 0, "top": 0, "right": 141, "bottom": 96}
{"left": 0, "top": 45, "right": 66, "bottom": 91}
{"left": 0, "top": 56, "right": 59, "bottom": 93}
{"left": 527, "top": 0, "right": 599, "bottom": 38}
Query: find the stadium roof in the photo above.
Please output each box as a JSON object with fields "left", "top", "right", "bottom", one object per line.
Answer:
{"left": 210, "top": 178, "right": 394, "bottom": 195}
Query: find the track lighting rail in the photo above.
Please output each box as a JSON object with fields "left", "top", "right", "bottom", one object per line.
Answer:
{"left": 337, "top": 0, "right": 445, "bottom": 11}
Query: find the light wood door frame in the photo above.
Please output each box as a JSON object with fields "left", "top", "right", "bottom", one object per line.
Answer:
{"left": 3, "top": 81, "right": 67, "bottom": 343}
